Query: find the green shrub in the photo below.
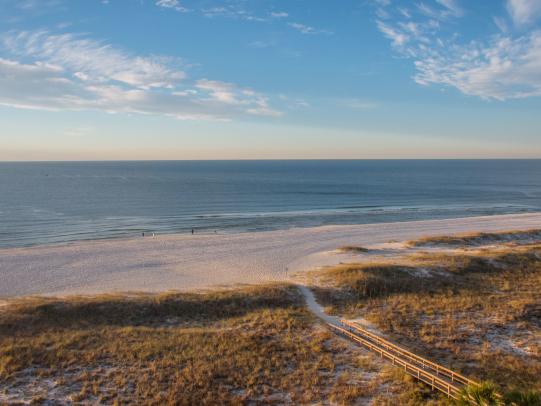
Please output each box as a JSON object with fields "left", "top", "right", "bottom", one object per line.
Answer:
{"left": 456, "top": 382, "right": 502, "bottom": 405}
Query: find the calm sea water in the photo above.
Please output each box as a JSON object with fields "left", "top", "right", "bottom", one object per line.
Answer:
{"left": 0, "top": 160, "right": 540, "bottom": 248}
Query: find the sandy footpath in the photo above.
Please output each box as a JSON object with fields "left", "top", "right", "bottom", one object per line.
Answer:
{"left": 1, "top": 213, "right": 540, "bottom": 298}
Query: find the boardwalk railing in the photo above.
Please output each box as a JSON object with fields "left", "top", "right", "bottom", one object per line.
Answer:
{"left": 341, "top": 319, "right": 478, "bottom": 387}
{"left": 328, "top": 320, "right": 479, "bottom": 399}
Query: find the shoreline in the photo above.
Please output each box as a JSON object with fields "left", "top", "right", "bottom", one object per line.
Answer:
{"left": 3, "top": 210, "right": 539, "bottom": 252}
{"left": 1, "top": 212, "right": 541, "bottom": 298}
{"left": 2, "top": 208, "right": 539, "bottom": 251}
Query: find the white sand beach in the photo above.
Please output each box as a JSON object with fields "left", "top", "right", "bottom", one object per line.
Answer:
{"left": 1, "top": 213, "right": 540, "bottom": 298}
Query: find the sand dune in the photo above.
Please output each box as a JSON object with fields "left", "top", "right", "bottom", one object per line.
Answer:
{"left": 1, "top": 213, "right": 540, "bottom": 298}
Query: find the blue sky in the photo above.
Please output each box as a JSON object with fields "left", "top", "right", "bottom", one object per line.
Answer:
{"left": 0, "top": 0, "right": 540, "bottom": 160}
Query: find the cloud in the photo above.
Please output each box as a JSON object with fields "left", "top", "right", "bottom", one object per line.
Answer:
{"left": 414, "top": 31, "right": 541, "bottom": 100}
{"left": 4, "top": 31, "right": 186, "bottom": 89}
{"left": 155, "top": 2, "right": 330, "bottom": 39}
{"left": 0, "top": 31, "right": 282, "bottom": 119}
{"left": 246, "top": 97, "right": 283, "bottom": 117}
{"left": 201, "top": 6, "right": 265, "bottom": 22}
{"left": 435, "top": 0, "right": 463, "bottom": 18}
{"left": 416, "top": 1, "right": 463, "bottom": 20}
{"left": 194, "top": 79, "right": 281, "bottom": 116}
{"left": 493, "top": 16, "right": 509, "bottom": 33}
{"left": 376, "top": 20, "right": 409, "bottom": 46}
{"left": 506, "top": 0, "right": 541, "bottom": 26}
{"left": 0, "top": 57, "right": 79, "bottom": 111}
{"left": 397, "top": 7, "right": 412, "bottom": 19}
{"left": 288, "top": 22, "right": 332, "bottom": 35}
{"left": 373, "top": 1, "right": 541, "bottom": 100}
{"left": 196, "top": 79, "right": 242, "bottom": 104}
{"left": 155, "top": 0, "right": 189, "bottom": 12}
{"left": 288, "top": 22, "right": 315, "bottom": 34}
{"left": 270, "top": 12, "right": 288, "bottom": 18}
{"left": 15, "top": 0, "right": 63, "bottom": 11}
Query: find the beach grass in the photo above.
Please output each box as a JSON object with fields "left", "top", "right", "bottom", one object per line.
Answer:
{"left": 1, "top": 285, "right": 329, "bottom": 404}
{"left": 313, "top": 242, "right": 541, "bottom": 396}
{"left": 0, "top": 284, "right": 438, "bottom": 405}
{"left": 407, "top": 229, "right": 541, "bottom": 248}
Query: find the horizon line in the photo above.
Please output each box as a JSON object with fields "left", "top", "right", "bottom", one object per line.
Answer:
{"left": 1, "top": 158, "right": 541, "bottom": 163}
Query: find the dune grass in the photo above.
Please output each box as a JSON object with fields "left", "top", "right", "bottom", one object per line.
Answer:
{"left": 407, "top": 229, "right": 541, "bottom": 248}
{"left": 0, "top": 284, "right": 436, "bottom": 405}
{"left": 1, "top": 285, "right": 341, "bottom": 404}
{"left": 313, "top": 244, "right": 541, "bottom": 396}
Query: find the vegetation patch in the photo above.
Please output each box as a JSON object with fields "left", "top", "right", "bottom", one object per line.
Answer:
{"left": 407, "top": 229, "right": 541, "bottom": 248}
{"left": 0, "top": 284, "right": 428, "bottom": 405}
{"left": 314, "top": 244, "right": 541, "bottom": 398}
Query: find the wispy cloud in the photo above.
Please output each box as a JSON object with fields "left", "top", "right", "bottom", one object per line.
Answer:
{"left": 416, "top": 0, "right": 462, "bottom": 20}
{"left": 201, "top": 5, "right": 265, "bottom": 22}
{"left": 506, "top": 0, "right": 541, "bottom": 26}
{"left": 155, "top": 0, "right": 189, "bottom": 13}
{"left": 414, "top": 31, "right": 541, "bottom": 100}
{"left": 373, "top": 0, "right": 541, "bottom": 100}
{"left": 493, "top": 16, "right": 509, "bottom": 33}
{"left": 15, "top": 0, "right": 64, "bottom": 11}
{"left": 270, "top": 12, "right": 288, "bottom": 18}
{"left": 435, "top": 0, "right": 463, "bottom": 18}
{"left": 4, "top": 31, "right": 186, "bottom": 89}
{"left": 377, "top": 20, "right": 409, "bottom": 46}
{"left": 156, "top": 1, "right": 329, "bottom": 36}
{"left": 288, "top": 22, "right": 332, "bottom": 35}
{"left": 0, "top": 31, "right": 282, "bottom": 119}
{"left": 0, "top": 0, "right": 65, "bottom": 22}
{"left": 196, "top": 79, "right": 246, "bottom": 105}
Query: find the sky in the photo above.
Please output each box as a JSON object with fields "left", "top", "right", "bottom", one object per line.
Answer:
{"left": 0, "top": 0, "right": 540, "bottom": 160}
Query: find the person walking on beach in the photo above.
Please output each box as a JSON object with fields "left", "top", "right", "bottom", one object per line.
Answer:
{"left": 191, "top": 229, "right": 194, "bottom": 235}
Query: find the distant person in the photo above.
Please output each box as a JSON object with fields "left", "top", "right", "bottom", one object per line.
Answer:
{"left": 191, "top": 229, "right": 194, "bottom": 235}
{"left": 142, "top": 232, "right": 145, "bottom": 237}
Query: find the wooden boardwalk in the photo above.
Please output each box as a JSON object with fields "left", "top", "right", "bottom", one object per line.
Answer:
{"left": 329, "top": 319, "right": 478, "bottom": 399}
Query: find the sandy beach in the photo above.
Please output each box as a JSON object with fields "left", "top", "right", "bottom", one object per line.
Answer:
{"left": 1, "top": 212, "right": 540, "bottom": 298}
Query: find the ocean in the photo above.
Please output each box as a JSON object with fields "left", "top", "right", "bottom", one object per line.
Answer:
{"left": 1, "top": 160, "right": 540, "bottom": 248}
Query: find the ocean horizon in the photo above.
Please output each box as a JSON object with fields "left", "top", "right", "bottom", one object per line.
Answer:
{"left": 1, "top": 159, "right": 540, "bottom": 249}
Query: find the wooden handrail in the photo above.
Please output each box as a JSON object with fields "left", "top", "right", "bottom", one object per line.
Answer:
{"left": 341, "top": 319, "right": 478, "bottom": 387}
{"left": 328, "top": 323, "right": 467, "bottom": 399}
